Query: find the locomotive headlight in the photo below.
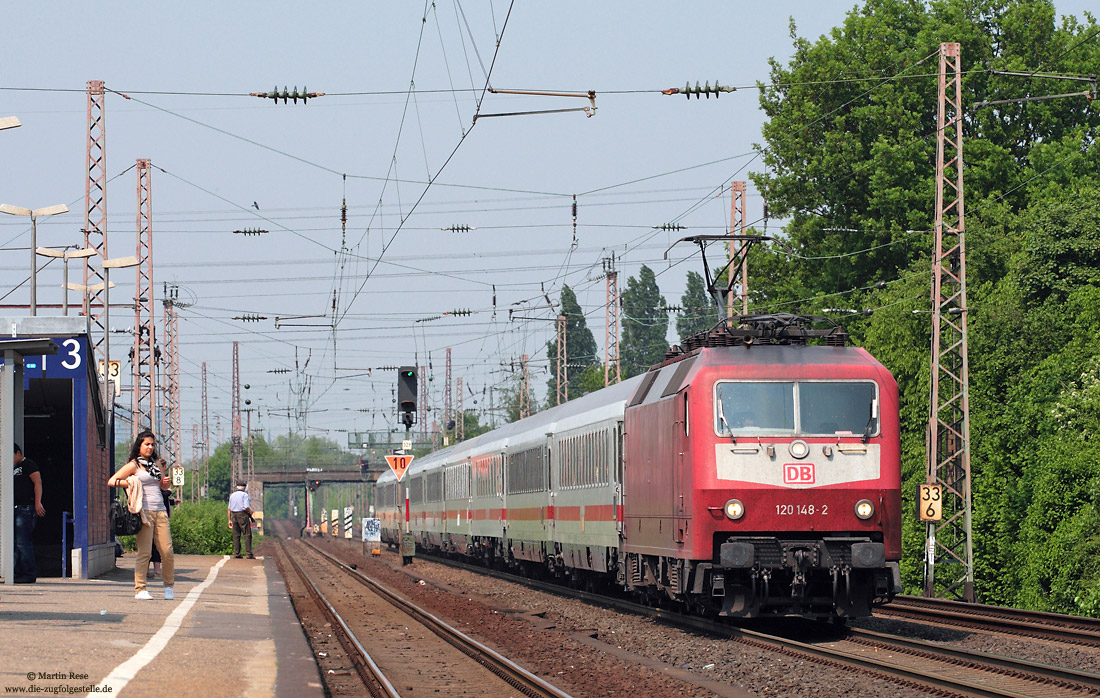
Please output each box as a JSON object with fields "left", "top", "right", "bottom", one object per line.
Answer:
{"left": 788, "top": 440, "right": 810, "bottom": 459}
{"left": 854, "top": 499, "right": 875, "bottom": 520}
{"left": 724, "top": 499, "right": 745, "bottom": 520}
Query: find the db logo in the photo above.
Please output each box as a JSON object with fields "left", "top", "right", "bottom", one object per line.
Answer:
{"left": 784, "top": 464, "right": 816, "bottom": 485}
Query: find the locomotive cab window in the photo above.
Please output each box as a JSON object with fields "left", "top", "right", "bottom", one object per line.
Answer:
{"left": 715, "top": 380, "right": 878, "bottom": 437}
{"left": 716, "top": 381, "right": 795, "bottom": 435}
{"left": 799, "top": 382, "right": 878, "bottom": 436}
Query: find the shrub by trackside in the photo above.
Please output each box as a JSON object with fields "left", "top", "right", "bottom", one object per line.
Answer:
{"left": 116, "top": 500, "right": 260, "bottom": 555}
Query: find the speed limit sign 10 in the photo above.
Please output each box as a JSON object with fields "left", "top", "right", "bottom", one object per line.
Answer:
{"left": 918, "top": 483, "right": 943, "bottom": 521}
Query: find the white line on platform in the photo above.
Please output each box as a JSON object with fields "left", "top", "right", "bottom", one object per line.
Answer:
{"left": 90, "top": 556, "right": 230, "bottom": 697}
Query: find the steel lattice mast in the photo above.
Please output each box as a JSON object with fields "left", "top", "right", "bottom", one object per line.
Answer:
{"left": 604, "top": 254, "right": 620, "bottom": 386}
{"left": 132, "top": 159, "right": 155, "bottom": 437}
{"left": 456, "top": 377, "right": 464, "bottom": 441}
{"left": 519, "top": 354, "right": 530, "bottom": 419}
{"left": 246, "top": 410, "right": 254, "bottom": 484}
{"left": 728, "top": 181, "right": 748, "bottom": 317}
{"left": 201, "top": 362, "right": 210, "bottom": 496}
{"left": 190, "top": 423, "right": 200, "bottom": 502}
{"left": 556, "top": 314, "right": 567, "bottom": 404}
{"left": 161, "top": 284, "right": 181, "bottom": 466}
{"left": 418, "top": 364, "right": 428, "bottom": 442}
{"left": 444, "top": 348, "right": 452, "bottom": 444}
{"left": 83, "top": 80, "right": 109, "bottom": 394}
{"left": 231, "top": 342, "right": 242, "bottom": 486}
{"left": 924, "top": 41, "right": 975, "bottom": 603}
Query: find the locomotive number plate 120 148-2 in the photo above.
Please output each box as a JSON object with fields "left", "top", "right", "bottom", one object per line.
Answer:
{"left": 775, "top": 504, "right": 828, "bottom": 516}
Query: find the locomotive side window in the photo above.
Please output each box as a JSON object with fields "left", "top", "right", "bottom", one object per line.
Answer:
{"left": 714, "top": 380, "right": 878, "bottom": 436}
{"left": 799, "top": 382, "right": 878, "bottom": 435}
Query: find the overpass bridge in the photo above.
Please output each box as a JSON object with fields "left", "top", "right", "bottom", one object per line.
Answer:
{"left": 252, "top": 468, "right": 386, "bottom": 487}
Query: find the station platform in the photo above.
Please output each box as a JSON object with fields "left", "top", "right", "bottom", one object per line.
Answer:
{"left": 0, "top": 553, "right": 323, "bottom": 698}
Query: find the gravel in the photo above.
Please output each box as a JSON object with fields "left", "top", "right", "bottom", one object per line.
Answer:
{"left": 281, "top": 534, "right": 1100, "bottom": 698}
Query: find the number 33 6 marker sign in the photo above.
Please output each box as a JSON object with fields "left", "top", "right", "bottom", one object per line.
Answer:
{"left": 385, "top": 454, "right": 414, "bottom": 481}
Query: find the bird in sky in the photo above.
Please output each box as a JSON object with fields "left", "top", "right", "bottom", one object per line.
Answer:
{"left": 252, "top": 201, "right": 260, "bottom": 210}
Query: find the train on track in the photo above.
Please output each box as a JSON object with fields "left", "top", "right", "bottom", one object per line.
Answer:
{"left": 376, "top": 314, "right": 902, "bottom": 620}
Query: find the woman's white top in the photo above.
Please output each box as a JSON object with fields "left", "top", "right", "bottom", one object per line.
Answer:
{"left": 136, "top": 464, "right": 166, "bottom": 512}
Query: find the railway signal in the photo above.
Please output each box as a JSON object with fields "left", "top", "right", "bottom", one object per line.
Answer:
{"left": 385, "top": 454, "right": 413, "bottom": 482}
{"left": 398, "top": 366, "right": 417, "bottom": 428}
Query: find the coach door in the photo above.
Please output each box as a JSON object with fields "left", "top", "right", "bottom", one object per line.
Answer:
{"left": 615, "top": 422, "right": 624, "bottom": 536}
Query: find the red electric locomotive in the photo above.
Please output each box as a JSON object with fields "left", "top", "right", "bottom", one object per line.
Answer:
{"left": 621, "top": 314, "right": 901, "bottom": 619}
{"left": 376, "top": 314, "right": 901, "bottom": 621}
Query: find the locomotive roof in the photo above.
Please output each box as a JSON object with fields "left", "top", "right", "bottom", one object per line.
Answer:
{"left": 696, "top": 343, "right": 879, "bottom": 366}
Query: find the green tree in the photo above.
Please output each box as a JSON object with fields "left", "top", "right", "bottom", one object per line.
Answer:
{"left": 456, "top": 410, "right": 492, "bottom": 442}
{"left": 573, "top": 364, "right": 608, "bottom": 396}
{"left": 545, "top": 284, "right": 599, "bottom": 399}
{"left": 621, "top": 265, "right": 669, "bottom": 377}
{"left": 676, "top": 270, "right": 722, "bottom": 342}
{"left": 751, "top": 0, "right": 1099, "bottom": 300}
{"left": 500, "top": 369, "right": 535, "bottom": 423}
{"left": 750, "top": 0, "right": 1100, "bottom": 611}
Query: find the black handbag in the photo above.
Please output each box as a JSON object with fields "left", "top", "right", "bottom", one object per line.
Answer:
{"left": 111, "top": 489, "right": 143, "bottom": 536}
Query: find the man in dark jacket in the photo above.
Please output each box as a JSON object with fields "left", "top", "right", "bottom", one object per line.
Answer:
{"left": 13, "top": 443, "right": 44, "bottom": 583}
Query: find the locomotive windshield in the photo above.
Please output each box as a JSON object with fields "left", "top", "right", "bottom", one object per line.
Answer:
{"left": 715, "top": 381, "right": 878, "bottom": 437}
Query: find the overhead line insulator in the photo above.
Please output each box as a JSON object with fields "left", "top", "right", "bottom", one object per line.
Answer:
{"left": 441, "top": 225, "right": 476, "bottom": 232}
{"left": 232, "top": 313, "right": 268, "bottom": 322}
{"left": 653, "top": 223, "right": 686, "bottom": 231}
{"left": 233, "top": 228, "right": 269, "bottom": 236}
{"left": 250, "top": 86, "right": 325, "bottom": 104}
{"left": 443, "top": 309, "right": 472, "bottom": 317}
{"left": 662, "top": 81, "right": 735, "bottom": 99}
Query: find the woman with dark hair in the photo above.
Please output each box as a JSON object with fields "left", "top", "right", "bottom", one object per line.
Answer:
{"left": 108, "top": 430, "right": 175, "bottom": 600}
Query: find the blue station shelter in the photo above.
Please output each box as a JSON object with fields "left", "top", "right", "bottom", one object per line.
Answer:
{"left": 1, "top": 316, "right": 113, "bottom": 580}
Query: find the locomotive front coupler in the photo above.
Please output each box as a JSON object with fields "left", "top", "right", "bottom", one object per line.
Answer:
{"left": 830, "top": 565, "right": 854, "bottom": 607}
{"left": 789, "top": 546, "right": 817, "bottom": 599}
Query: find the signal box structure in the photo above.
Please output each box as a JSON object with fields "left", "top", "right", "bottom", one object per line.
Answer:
{"left": 0, "top": 316, "right": 112, "bottom": 580}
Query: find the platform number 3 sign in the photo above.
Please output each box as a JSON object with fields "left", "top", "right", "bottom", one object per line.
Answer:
{"left": 918, "top": 484, "right": 943, "bottom": 521}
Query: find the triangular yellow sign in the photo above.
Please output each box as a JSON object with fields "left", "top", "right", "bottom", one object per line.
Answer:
{"left": 385, "top": 454, "right": 414, "bottom": 481}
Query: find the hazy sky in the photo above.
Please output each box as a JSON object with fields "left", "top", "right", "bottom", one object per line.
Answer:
{"left": 1, "top": 2, "right": 1093, "bottom": 454}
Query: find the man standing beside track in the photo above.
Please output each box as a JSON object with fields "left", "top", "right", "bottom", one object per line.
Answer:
{"left": 227, "top": 482, "right": 254, "bottom": 559}
{"left": 12, "top": 443, "right": 44, "bottom": 583}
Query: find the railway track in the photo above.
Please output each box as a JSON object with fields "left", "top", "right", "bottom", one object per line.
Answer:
{"left": 839, "top": 627, "right": 1100, "bottom": 697}
{"left": 273, "top": 533, "right": 572, "bottom": 698}
{"left": 273, "top": 537, "right": 396, "bottom": 697}
{"left": 408, "top": 552, "right": 1100, "bottom": 698}
{"left": 877, "top": 595, "right": 1100, "bottom": 648}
